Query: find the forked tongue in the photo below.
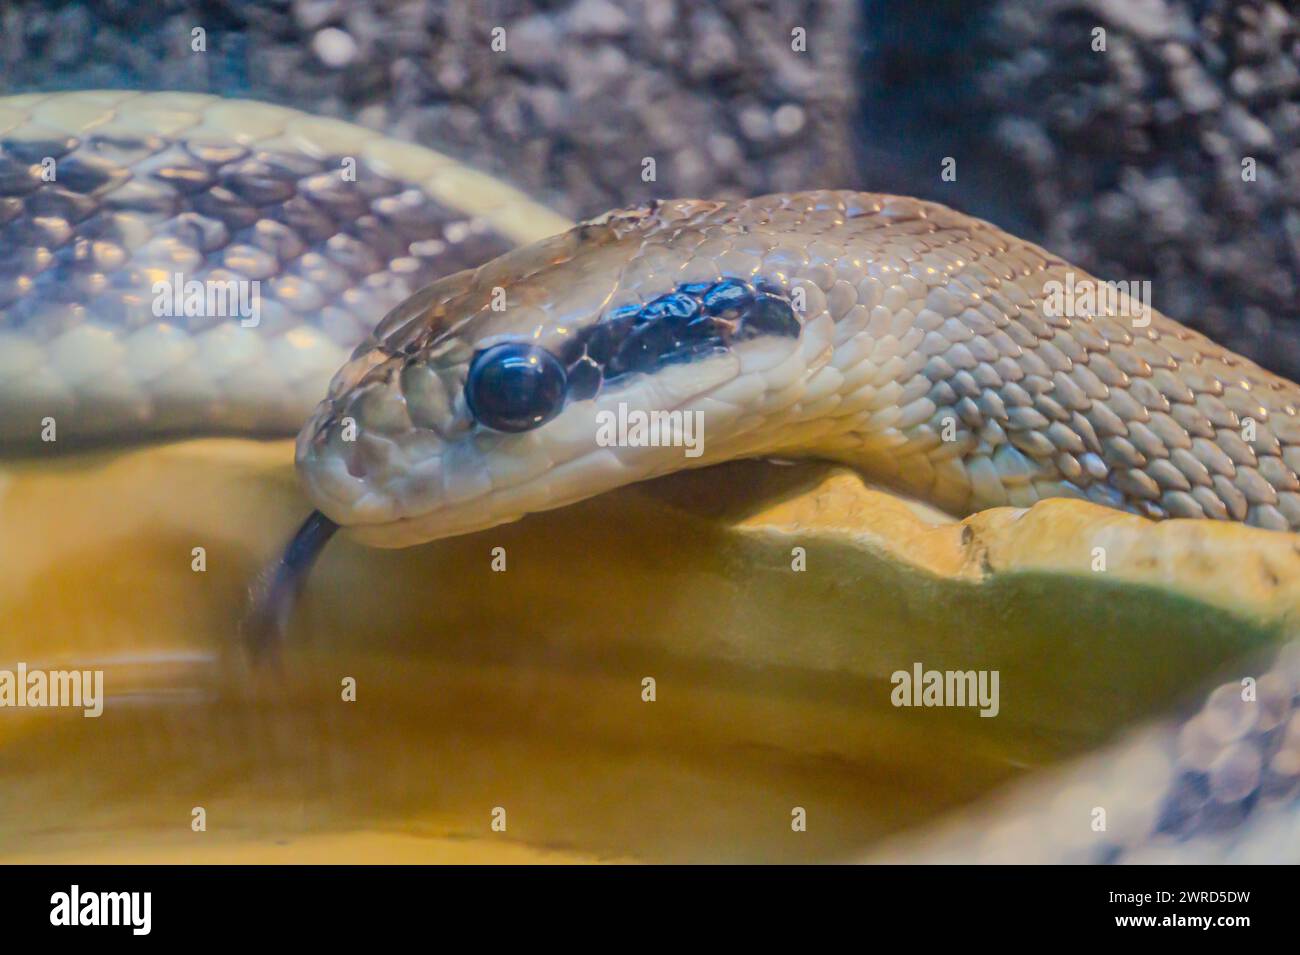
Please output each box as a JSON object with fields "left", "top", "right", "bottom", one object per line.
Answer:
{"left": 241, "top": 510, "right": 340, "bottom": 659}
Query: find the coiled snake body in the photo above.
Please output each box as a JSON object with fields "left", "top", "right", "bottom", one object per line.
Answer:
{"left": 3, "top": 91, "right": 1299, "bottom": 862}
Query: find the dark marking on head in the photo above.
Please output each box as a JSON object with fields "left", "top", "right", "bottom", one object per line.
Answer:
{"left": 464, "top": 278, "right": 801, "bottom": 434}
{"left": 568, "top": 277, "right": 800, "bottom": 385}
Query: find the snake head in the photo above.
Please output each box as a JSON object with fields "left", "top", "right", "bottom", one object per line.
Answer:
{"left": 296, "top": 195, "right": 846, "bottom": 547}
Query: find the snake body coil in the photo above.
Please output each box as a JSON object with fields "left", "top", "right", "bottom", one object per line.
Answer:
{"left": 0, "top": 90, "right": 566, "bottom": 443}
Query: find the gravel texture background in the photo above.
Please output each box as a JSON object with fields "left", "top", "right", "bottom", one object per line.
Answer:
{"left": 860, "top": 0, "right": 1300, "bottom": 379}
{"left": 1, "top": 0, "right": 1299, "bottom": 379}
{"left": 978, "top": 0, "right": 1300, "bottom": 384}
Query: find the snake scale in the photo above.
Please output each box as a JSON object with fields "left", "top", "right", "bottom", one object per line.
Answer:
{"left": 3, "top": 91, "right": 1299, "bottom": 862}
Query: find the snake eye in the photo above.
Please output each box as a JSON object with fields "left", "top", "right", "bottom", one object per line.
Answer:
{"left": 464, "top": 343, "right": 568, "bottom": 433}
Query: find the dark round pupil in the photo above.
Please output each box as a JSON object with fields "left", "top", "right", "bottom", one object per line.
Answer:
{"left": 465, "top": 343, "right": 567, "bottom": 433}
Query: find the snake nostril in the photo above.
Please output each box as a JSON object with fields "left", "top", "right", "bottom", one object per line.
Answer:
{"left": 308, "top": 408, "right": 369, "bottom": 480}
{"left": 342, "top": 437, "right": 367, "bottom": 479}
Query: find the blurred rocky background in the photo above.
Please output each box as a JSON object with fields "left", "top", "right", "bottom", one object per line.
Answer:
{"left": 864, "top": 0, "right": 1300, "bottom": 379}
{"left": 1, "top": 0, "right": 1299, "bottom": 378}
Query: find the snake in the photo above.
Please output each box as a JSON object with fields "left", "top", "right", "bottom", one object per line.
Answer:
{"left": 3, "top": 90, "right": 1299, "bottom": 863}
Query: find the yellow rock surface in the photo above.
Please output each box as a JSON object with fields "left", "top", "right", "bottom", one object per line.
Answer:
{"left": 0, "top": 440, "right": 1294, "bottom": 862}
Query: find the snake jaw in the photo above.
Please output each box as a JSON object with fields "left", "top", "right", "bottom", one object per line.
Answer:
{"left": 294, "top": 344, "right": 760, "bottom": 547}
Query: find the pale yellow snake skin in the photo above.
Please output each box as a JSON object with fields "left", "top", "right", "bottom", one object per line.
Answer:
{"left": 4, "top": 92, "right": 1300, "bottom": 864}
{"left": 297, "top": 191, "right": 1300, "bottom": 547}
